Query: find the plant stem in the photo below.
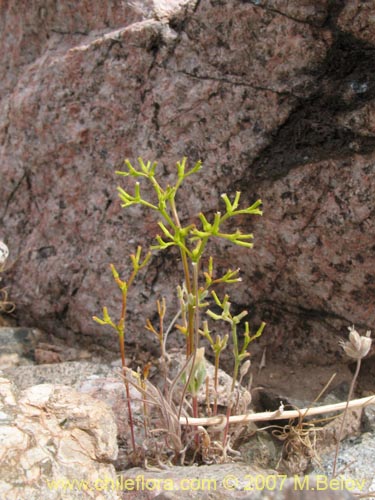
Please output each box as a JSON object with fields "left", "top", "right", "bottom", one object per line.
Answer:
{"left": 119, "top": 335, "right": 136, "bottom": 453}
{"left": 332, "top": 358, "right": 361, "bottom": 477}
{"left": 222, "top": 404, "right": 232, "bottom": 450}
{"left": 231, "top": 322, "right": 240, "bottom": 392}
{"left": 169, "top": 196, "right": 194, "bottom": 356}
{"left": 192, "top": 262, "right": 201, "bottom": 355}
{"left": 118, "top": 271, "right": 137, "bottom": 454}
{"left": 141, "top": 376, "right": 149, "bottom": 440}
{"left": 192, "top": 395, "right": 199, "bottom": 419}
{"left": 192, "top": 394, "right": 200, "bottom": 448}
{"left": 213, "top": 353, "right": 220, "bottom": 416}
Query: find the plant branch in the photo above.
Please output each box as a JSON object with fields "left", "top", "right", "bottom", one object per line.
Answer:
{"left": 332, "top": 358, "right": 361, "bottom": 477}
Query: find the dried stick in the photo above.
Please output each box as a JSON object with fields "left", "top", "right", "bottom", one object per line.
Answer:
{"left": 179, "top": 395, "right": 375, "bottom": 427}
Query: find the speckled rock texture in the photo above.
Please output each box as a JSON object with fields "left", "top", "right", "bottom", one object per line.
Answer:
{"left": 0, "top": 377, "right": 119, "bottom": 500}
{"left": 0, "top": 0, "right": 374, "bottom": 366}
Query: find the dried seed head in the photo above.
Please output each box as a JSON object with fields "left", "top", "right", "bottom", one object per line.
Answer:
{"left": 240, "top": 359, "right": 251, "bottom": 378}
{"left": 340, "top": 325, "right": 372, "bottom": 360}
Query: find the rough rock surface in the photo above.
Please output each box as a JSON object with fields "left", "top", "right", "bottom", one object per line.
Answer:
{"left": 317, "top": 431, "right": 375, "bottom": 495}
{"left": 1, "top": 365, "right": 361, "bottom": 500}
{"left": 0, "top": 0, "right": 375, "bottom": 369}
{"left": 1, "top": 347, "right": 371, "bottom": 499}
{"left": 1, "top": 342, "right": 256, "bottom": 470}
{"left": 0, "top": 377, "right": 119, "bottom": 500}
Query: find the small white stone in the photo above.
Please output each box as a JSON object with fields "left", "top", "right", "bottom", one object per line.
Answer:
{"left": 0, "top": 427, "right": 29, "bottom": 460}
{"left": 0, "top": 241, "right": 9, "bottom": 266}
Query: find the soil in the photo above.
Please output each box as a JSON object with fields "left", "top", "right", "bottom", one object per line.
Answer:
{"left": 253, "top": 359, "right": 352, "bottom": 403}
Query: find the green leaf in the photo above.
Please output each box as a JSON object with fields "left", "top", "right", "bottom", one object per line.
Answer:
{"left": 117, "top": 187, "right": 134, "bottom": 205}
{"left": 185, "top": 159, "right": 203, "bottom": 177}
{"left": 125, "top": 159, "right": 144, "bottom": 177}
{"left": 221, "top": 192, "right": 241, "bottom": 214}
{"left": 182, "top": 348, "right": 206, "bottom": 396}
{"left": 233, "top": 310, "right": 248, "bottom": 324}
{"left": 198, "top": 212, "right": 211, "bottom": 232}
{"left": 93, "top": 307, "right": 116, "bottom": 330}
{"left": 222, "top": 299, "right": 231, "bottom": 318}
{"left": 177, "top": 157, "right": 187, "bottom": 179}
{"left": 151, "top": 235, "right": 175, "bottom": 250}
{"left": 232, "top": 191, "right": 241, "bottom": 211}
{"left": 206, "top": 309, "right": 223, "bottom": 321}
{"left": 221, "top": 268, "right": 241, "bottom": 283}
{"left": 134, "top": 182, "right": 141, "bottom": 200}
{"left": 208, "top": 256, "right": 213, "bottom": 277}
{"left": 191, "top": 239, "right": 206, "bottom": 262}
{"left": 212, "top": 212, "right": 221, "bottom": 233}
{"left": 204, "top": 271, "right": 212, "bottom": 287}
{"left": 178, "top": 224, "right": 194, "bottom": 239}
{"left": 190, "top": 228, "right": 210, "bottom": 239}
{"left": 247, "top": 198, "right": 263, "bottom": 213}
{"left": 158, "top": 221, "right": 175, "bottom": 241}
{"left": 149, "top": 161, "right": 158, "bottom": 177}
{"left": 249, "top": 321, "right": 266, "bottom": 343}
{"left": 110, "top": 264, "right": 120, "bottom": 280}
{"left": 138, "top": 250, "right": 152, "bottom": 270}
{"left": 220, "top": 193, "right": 233, "bottom": 213}
{"left": 238, "top": 352, "right": 250, "bottom": 362}
{"left": 200, "top": 320, "right": 213, "bottom": 344}
{"left": 211, "top": 290, "right": 223, "bottom": 308}
{"left": 232, "top": 240, "right": 254, "bottom": 248}
{"left": 103, "top": 306, "right": 112, "bottom": 323}
{"left": 92, "top": 316, "right": 107, "bottom": 326}
{"left": 164, "top": 185, "right": 176, "bottom": 200}
{"left": 115, "top": 170, "right": 130, "bottom": 177}
{"left": 234, "top": 199, "right": 262, "bottom": 216}
{"left": 138, "top": 158, "right": 150, "bottom": 174}
{"left": 219, "top": 333, "right": 229, "bottom": 350}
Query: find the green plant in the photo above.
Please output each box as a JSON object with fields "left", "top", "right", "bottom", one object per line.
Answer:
{"left": 206, "top": 291, "right": 265, "bottom": 447}
{"left": 94, "top": 157, "right": 265, "bottom": 463}
{"left": 93, "top": 248, "right": 151, "bottom": 453}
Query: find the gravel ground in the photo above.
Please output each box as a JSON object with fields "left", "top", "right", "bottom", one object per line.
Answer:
{"left": 314, "top": 431, "right": 375, "bottom": 496}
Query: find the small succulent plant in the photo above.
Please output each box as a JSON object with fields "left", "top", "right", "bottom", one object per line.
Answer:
{"left": 94, "top": 157, "right": 265, "bottom": 463}
{"left": 93, "top": 159, "right": 375, "bottom": 470}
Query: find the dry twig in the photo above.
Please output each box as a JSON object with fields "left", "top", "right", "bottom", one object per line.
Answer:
{"left": 179, "top": 395, "right": 375, "bottom": 427}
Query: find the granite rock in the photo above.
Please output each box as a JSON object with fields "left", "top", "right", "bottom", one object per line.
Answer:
{"left": 0, "top": 0, "right": 374, "bottom": 367}
{"left": 0, "top": 377, "right": 119, "bottom": 499}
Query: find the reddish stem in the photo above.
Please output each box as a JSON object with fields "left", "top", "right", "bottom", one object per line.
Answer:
{"left": 119, "top": 334, "right": 136, "bottom": 453}
{"left": 222, "top": 404, "right": 232, "bottom": 450}
{"left": 192, "top": 395, "right": 200, "bottom": 448}
{"left": 213, "top": 354, "right": 219, "bottom": 416}
{"left": 118, "top": 272, "right": 137, "bottom": 454}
